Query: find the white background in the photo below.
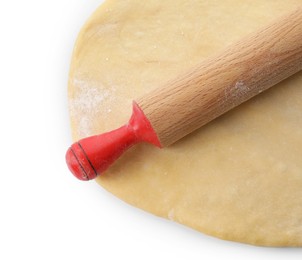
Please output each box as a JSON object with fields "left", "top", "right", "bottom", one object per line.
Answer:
{"left": 0, "top": 1, "right": 301, "bottom": 259}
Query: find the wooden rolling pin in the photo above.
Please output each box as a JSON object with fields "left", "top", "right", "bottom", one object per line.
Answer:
{"left": 66, "top": 8, "right": 302, "bottom": 181}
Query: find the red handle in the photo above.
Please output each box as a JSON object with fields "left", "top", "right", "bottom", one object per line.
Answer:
{"left": 66, "top": 102, "right": 161, "bottom": 181}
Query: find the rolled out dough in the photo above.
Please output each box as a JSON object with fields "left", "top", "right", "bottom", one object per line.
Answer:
{"left": 68, "top": 0, "right": 302, "bottom": 246}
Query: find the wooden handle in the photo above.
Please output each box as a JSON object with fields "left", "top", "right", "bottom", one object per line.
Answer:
{"left": 136, "top": 8, "right": 302, "bottom": 147}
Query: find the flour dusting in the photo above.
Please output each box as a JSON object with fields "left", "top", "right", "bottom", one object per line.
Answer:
{"left": 69, "top": 78, "right": 116, "bottom": 137}
{"left": 224, "top": 80, "right": 251, "bottom": 107}
{"left": 233, "top": 81, "right": 250, "bottom": 98}
{"left": 168, "top": 208, "right": 175, "bottom": 221}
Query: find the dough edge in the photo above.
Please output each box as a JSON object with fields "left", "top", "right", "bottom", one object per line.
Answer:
{"left": 68, "top": 0, "right": 302, "bottom": 247}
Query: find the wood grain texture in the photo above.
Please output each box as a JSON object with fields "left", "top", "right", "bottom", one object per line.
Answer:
{"left": 136, "top": 8, "right": 302, "bottom": 147}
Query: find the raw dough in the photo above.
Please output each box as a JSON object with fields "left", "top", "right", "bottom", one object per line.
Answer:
{"left": 68, "top": 0, "right": 302, "bottom": 246}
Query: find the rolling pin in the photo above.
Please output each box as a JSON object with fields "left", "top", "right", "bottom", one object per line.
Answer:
{"left": 66, "top": 8, "right": 302, "bottom": 181}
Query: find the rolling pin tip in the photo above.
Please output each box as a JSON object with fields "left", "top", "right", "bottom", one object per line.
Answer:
{"left": 66, "top": 102, "right": 161, "bottom": 181}
{"left": 66, "top": 144, "right": 96, "bottom": 181}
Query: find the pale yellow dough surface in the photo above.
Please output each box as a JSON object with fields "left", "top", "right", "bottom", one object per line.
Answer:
{"left": 68, "top": 0, "right": 302, "bottom": 246}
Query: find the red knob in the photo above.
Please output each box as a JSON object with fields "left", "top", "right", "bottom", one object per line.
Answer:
{"left": 66, "top": 102, "right": 161, "bottom": 181}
